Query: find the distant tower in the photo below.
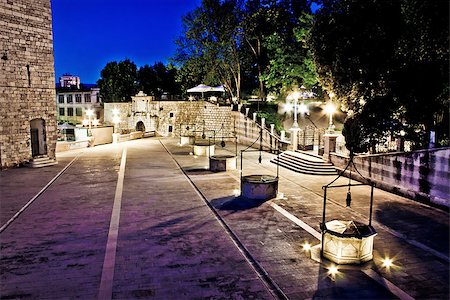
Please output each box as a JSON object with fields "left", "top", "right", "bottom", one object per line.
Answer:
{"left": 0, "top": 0, "right": 58, "bottom": 168}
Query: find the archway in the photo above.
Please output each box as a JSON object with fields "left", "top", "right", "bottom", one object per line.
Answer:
{"left": 136, "top": 121, "right": 145, "bottom": 132}
{"left": 30, "top": 118, "right": 47, "bottom": 157}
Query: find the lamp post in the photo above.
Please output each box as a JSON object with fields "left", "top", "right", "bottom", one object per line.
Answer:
{"left": 85, "top": 108, "right": 94, "bottom": 131}
{"left": 112, "top": 108, "right": 121, "bottom": 143}
{"left": 291, "top": 91, "right": 300, "bottom": 129}
{"left": 324, "top": 102, "right": 336, "bottom": 133}
{"left": 289, "top": 91, "right": 301, "bottom": 151}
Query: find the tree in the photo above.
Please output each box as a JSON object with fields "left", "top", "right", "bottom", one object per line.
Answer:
{"left": 241, "top": 0, "right": 316, "bottom": 99}
{"left": 138, "top": 62, "right": 181, "bottom": 98}
{"left": 173, "top": 0, "right": 244, "bottom": 100}
{"left": 97, "top": 59, "right": 138, "bottom": 102}
{"left": 310, "top": 0, "right": 449, "bottom": 150}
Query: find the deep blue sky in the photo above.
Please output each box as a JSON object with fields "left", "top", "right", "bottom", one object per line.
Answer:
{"left": 51, "top": 0, "right": 201, "bottom": 84}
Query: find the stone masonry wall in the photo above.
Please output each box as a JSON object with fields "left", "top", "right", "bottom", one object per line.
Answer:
{"left": 0, "top": 0, "right": 57, "bottom": 168}
{"left": 160, "top": 101, "right": 233, "bottom": 139}
{"left": 330, "top": 148, "right": 450, "bottom": 208}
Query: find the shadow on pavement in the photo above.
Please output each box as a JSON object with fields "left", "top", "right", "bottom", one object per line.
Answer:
{"left": 376, "top": 201, "right": 449, "bottom": 255}
{"left": 312, "top": 260, "right": 397, "bottom": 299}
{"left": 211, "top": 196, "right": 269, "bottom": 211}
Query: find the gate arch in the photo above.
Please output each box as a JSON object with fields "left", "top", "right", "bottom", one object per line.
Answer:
{"left": 136, "top": 121, "right": 145, "bottom": 132}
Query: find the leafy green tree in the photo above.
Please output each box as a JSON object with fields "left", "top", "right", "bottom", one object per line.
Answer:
{"left": 241, "top": 0, "right": 318, "bottom": 100}
{"left": 97, "top": 59, "right": 138, "bottom": 102}
{"left": 310, "top": 0, "right": 449, "bottom": 149}
{"left": 138, "top": 62, "right": 181, "bottom": 98}
{"left": 173, "top": 0, "right": 244, "bottom": 99}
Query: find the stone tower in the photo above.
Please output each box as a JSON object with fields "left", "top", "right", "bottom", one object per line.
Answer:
{"left": 0, "top": 0, "right": 57, "bottom": 168}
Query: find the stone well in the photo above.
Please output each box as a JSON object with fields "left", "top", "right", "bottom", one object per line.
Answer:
{"left": 209, "top": 155, "right": 236, "bottom": 172}
{"left": 180, "top": 136, "right": 195, "bottom": 146}
{"left": 241, "top": 175, "right": 278, "bottom": 201}
{"left": 193, "top": 141, "right": 215, "bottom": 156}
{"left": 322, "top": 220, "right": 377, "bottom": 264}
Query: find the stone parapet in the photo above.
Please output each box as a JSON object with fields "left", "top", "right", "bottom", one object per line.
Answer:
{"left": 330, "top": 148, "right": 450, "bottom": 208}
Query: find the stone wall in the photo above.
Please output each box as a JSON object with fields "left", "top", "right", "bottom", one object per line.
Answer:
{"left": 105, "top": 100, "right": 234, "bottom": 139}
{"left": 330, "top": 148, "right": 450, "bottom": 208}
{"left": 164, "top": 101, "right": 233, "bottom": 139}
{"left": 0, "top": 0, "right": 57, "bottom": 168}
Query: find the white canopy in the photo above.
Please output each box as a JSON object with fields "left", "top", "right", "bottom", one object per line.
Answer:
{"left": 186, "top": 84, "right": 212, "bottom": 93}
{"left": 208, "top": 85, "right": 225, "bottom": 92}
{"left": 186, "top": 84, "right": 225, "bottom": 93}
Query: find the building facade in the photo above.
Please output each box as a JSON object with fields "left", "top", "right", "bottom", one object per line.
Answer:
{"left": 59, "top": 74, "right": 80, "bottom": 89}
{"left": 0, "top": 0, "right": 58, "bottom": 168}
{"left": 56, "top": 83, "right": 102, "bottom": 125}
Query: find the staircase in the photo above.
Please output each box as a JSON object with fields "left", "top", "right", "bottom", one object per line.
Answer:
{"left": 26, "top": 155, "right": 58, "bottom": 168}
{"left": 270, "top": 150, "right": 336, "bottom": 175}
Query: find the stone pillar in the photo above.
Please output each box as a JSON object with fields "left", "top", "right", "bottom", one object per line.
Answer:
{"left": 113, "top": 133, "right": 120, "bottom": 144}
{"left": 270, "top": 124, "right": 275, "bottom": 135}
{"left": 253, "top": 112, "right": 257, "bottom": 122}
{"left": 245, "top": 107, "right": 250, "bottom": 118}
{"left": 290, "top": 128, "right": 299, "bottom": 151}
{"left": 238, "top": 104, "right": 242, "bottom": 113}
{"left": 280, "top": 130, "right": 286, "bottom": 141}
{"left": 261, "top": 118, "right": 266, "bottom": 130}
{"left": 323, "top": 133, "right": 339, "bottom": 162}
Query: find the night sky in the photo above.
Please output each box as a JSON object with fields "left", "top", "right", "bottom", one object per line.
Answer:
{"left": 51, "top": 0, "right": 201, "bottom": 84}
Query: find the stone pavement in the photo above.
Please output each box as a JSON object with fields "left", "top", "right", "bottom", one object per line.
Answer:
{"left": 0, "top": 137, "right": 448, "bottom": 299}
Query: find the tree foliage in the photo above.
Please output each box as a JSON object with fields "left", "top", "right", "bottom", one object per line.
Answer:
{"left": 98, "top": 60, "right": 180, "bottom": 102}
{"left": 173, "top": 0, "right": 318, "bottom": 100}
{"left": 310, "top": 0, "right": 449, "bottom": 150}
{"left": 97, "top": 59, "right": 138, "bottom": 102}
{"left": 173, "top": 0, "right": 244, "bottom": 99}
{"left": 138, "top": 62, "right": 180, "bottom": 98}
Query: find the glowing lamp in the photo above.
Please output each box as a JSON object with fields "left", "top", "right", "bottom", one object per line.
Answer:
{"left": 382, "top": 257, "right": 394, "bottom": 268}
{"left": 85, "top": 109, "right": 94, "bottom": 117}
{"left": 298, "top": 102, "right": 308, "bottom": 115}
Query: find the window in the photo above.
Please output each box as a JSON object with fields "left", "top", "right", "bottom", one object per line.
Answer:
{"left": 67, "top": 95, "right": 73, "bottom": 103}
{"left": 168, "top": 125, "right": 173, "bottom": 133}
{"left": 67, "top": 107, "right": 74, "bottom": 116}
{"left": 84, "top": 94, "right": 91, "bottom": 103}
{"left": 75, "top": 94, "right": 82, "bottom": 103}
{"left": 169, "top": 112, "right": 174, "bottom": 118}
{"left": 59, "top": 107, "right": 65, "bottom": 116}
{"left": 76, "top": 107, "right": 82, "bottom": 116}
{"left": 58, "top": 95, "right": 64, "bottom": 103}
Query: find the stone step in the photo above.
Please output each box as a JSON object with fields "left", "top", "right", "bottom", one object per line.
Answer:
{"left": 295, "top": 150, "right": 326, "bottom": 161}
{"left": 26, "top": 156, "right": 58, "bottom": 168}
{"left": 271, "top": 151, "right": 337, "bottom": 176}
{"left": 281, "top": 151, "right": 334, "bottom": 168}
{"left": 271, "top": 158, "right": 337, "bottom": 175}
{"left": 31, "top": 155, "right": 52, "bottom": 162}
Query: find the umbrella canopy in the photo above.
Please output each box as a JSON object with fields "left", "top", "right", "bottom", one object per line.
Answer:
{"left": 208, "top": 85, "right": 225, "bottom": 92}
{"left": 186, "top": 84, "right": 212, "bottom": 93}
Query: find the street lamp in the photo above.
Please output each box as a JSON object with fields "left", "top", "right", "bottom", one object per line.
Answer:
{"left": 324, "top": 102, "right": 336, "bottom": 132}
{"left": 85, "top": 108, "right": 94, "bottom": 130}
{"left": 298, "top": 102, "right": 308, "bottom": 115}
{"left": 290, "top": 91, "right": 301, "bottom": 129}
{"left": 112, "top": 116, "right": 120, "bottom": 133}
